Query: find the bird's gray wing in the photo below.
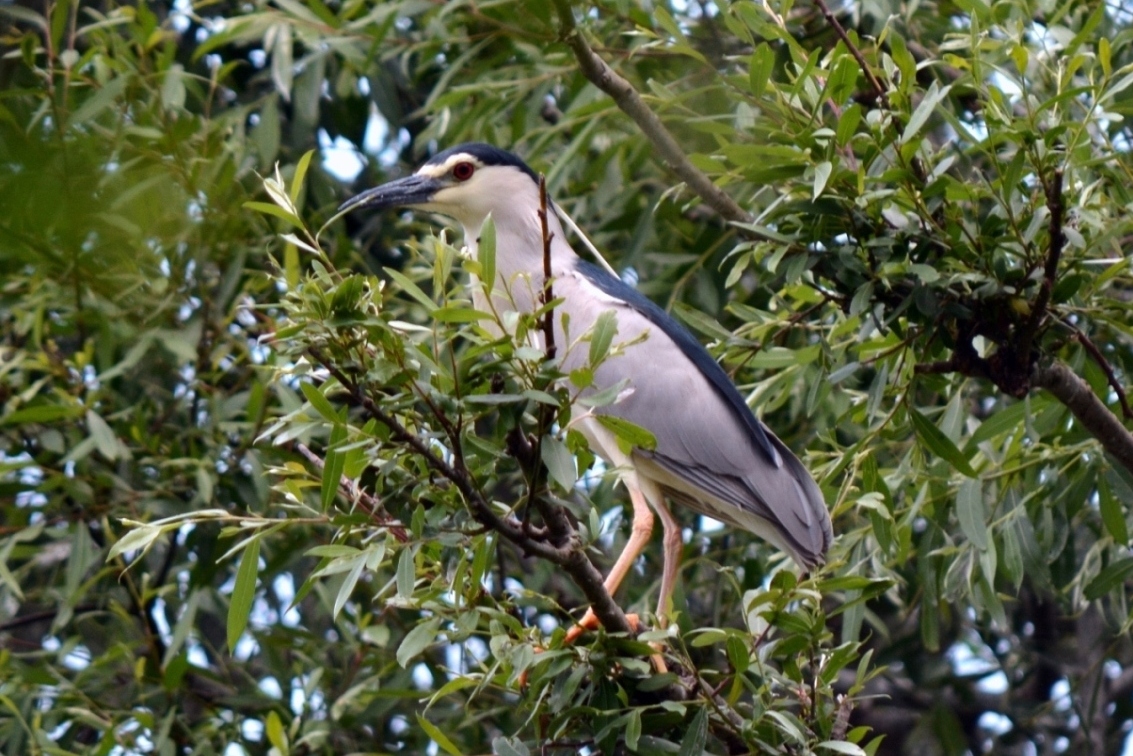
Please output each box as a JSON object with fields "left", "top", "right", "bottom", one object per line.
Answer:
{"left": 557, "top": 264, "right": 833, "bottom": 567}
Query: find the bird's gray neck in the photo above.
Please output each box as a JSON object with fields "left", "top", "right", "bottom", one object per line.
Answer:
{"left": 463, "top": 205, "right": 577, "bottom": 315}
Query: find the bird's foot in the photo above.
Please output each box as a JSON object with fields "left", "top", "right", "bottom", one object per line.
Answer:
{"left": 563, "top": 609, "right": 667, "bottom": 673}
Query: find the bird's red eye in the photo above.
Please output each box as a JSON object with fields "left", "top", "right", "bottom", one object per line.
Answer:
{"left": 452, "top": 161, "right": 475, "bottom": 181}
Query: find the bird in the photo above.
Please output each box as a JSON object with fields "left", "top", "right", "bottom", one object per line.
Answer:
{"left": 339, "top": 142, "right": 833, "bottom": 645}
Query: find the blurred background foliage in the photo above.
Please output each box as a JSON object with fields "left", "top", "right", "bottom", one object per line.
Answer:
{"left": 4, "top": 0, "right": 1133, "bottom": 753}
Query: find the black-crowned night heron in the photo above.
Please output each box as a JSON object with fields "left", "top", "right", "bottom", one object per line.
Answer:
{"left": 340, "top": 143, "right": 833, "bottom": 642}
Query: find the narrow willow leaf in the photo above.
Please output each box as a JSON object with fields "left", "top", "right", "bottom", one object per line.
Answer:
{"left": 86, "top": 409, "right": 119, "bottom": 460}
{"left": 748, "top": 43, "right": 774, "bottom": 97}
{"left": 910, "top": 408, "right": 976, "bottom": 477}
{"left": 333, "top": 554, "right": 366, "bottom": 618}
{"left": 541, "top": 435, "right": 577, "bottom": 490}
{"left": 479, "top": 214, "right": 496, "bottom": 292}
{"left": 813, "top": 160, "right": 833, "bottom": 200}
{"left": 290, "top": 149, "right": 315, "bottom": 205}
{"left": 1086, "top": 557, "right": 1133, "bottom": 600}
{"left": 108, "top": 524, "right": 163, "bottom": 561}
{"left": 397, "top": 616, "right": 442, "bottom": 668}
{"left": 625, "top": 709, "right": 642, "bottom": 752}
{"left": 596, "top": 415, "right": 657, "bottom": 453}
{"left": 396, "top": 547, "right": 415, "bottom": 598}
{"left": 1099, "top": 478, "right": 1129, "bottom": 545}
{"left": 677, "top": 707, "right": 708, "bottom": 756}
{"left": 902, "top": 82, "right": 952, "bottom": 143}
{"left": 265, "top": 711, "right": 287, "bottom": 753}
{"left": 227, "top": 537, "right": 260, "bottom": 654}
{"left": 301, "top": 381, "right": 339, "bottom": 422}
{"left": 385, "top": 268, "right": 438, "bottom": 311}
{"left": 588, "top": 310, "right": 618, "bottom": 365}
{"left": 956, "top": 479, "right": 988, "bottom": 550}
{"left": 322, "top": 425, "right": 346, "bottom": 512}
{"left": 418, "top": 713, "right": 464, "bottom": 756}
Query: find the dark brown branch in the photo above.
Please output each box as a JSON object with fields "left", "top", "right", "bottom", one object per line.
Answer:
{"left": 1032, "top": 361, "right": 1133, "bottom": 477}
{"left": 308, "top": 348, "right": 632, "bottom": 635}
{"left": 295, "top": 442, "right": 409, "bottom": 543}
{"left": 813, "top": 0, "right": 888, "bottom": 108}
{"left": 538, "top": 174, "right": 556, "bottom": 361}
{"left": 551, "top": 0, "right": 753, "bottom": 226}
{"left": 1020, "top": 169, "right": 1065, "bottom": 357}
{"left": 1066, "top": 325, "right": 1133, "bottom": 420}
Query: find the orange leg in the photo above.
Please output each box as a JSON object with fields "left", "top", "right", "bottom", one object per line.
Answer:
{"left": 564, "top": 482, "right": 667, "bottom": 672}
{"left": 564, "top": 483, "right": 653, "bottom": 641}
{"left": 653, "top": 495, "right": 682, "bottom": 626}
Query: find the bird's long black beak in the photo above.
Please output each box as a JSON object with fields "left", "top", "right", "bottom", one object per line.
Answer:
{"left": 338, "top": 173, "right": 442, "bottom": 215}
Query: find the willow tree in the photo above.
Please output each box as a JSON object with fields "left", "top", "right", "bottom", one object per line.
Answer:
{"left": 2, "top": 0, "right": 1133, "bottom": 754}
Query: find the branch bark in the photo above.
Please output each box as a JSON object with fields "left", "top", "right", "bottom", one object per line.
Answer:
{"left": 1032, "top": 361, "right": 1133, "bottom": 477}
{"left": 551, "top": 0, "right": 753, "bottom": 226}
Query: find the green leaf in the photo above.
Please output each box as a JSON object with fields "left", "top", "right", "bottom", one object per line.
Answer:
{"left": 673, "top": 302, "right": 736, "bottom": 342}
{"left": 108, "top": 524, "right": 163, "bottom": 561}
{"left": 86, "top": 409, "right": 119, "bottom": 460}
{"left": 1085, "top": 557, "right": 1133, "bottom": 601}
{"left": 596, "top": 415, "right": 657, "bottom": 454}
{"left": 902, "top": 82, "right": 952, "bottom": 143}
{"left": 227, "top": 538, "right": 260, "bottom": 654}
{"left": 265, "top": 711, "right": 287, "bottom": 754}
{"left": 813, "top": 160, "right": 833, "bottom": 200}
{"left": 677, "top": 707, "right": 708, "bottom": 756}
{"left": 956, "top": 479, "right": 988, "bottom": 550}
{"left": 397, "top": 616, "right": 442, "bottom": 668}
{"left": 910, "top": 408, "right": 976, "bottom": 477}
{"left": 322, "top": 425, "right": 346, "bottom": 512}
{"left": 417, "top": 713, "right": 465, "bottom": 756}
{"left": 301, "top": 381, "right": 339, "bottom": 422}
{"left": 386, "top": 268, "right": 438, "bottom": 311}
{"left": 589, "top": 310, "right": 618, "bottom": 365}
{"left": 479, "top": 214, "right": 496, "bottom": 292}
{"left": 290, "top": 149, "right": 315, "bottom": 205}
{"left": 396, "top": 546, "right": 415, "bottom": 598}
{"left": 492, "top": 737, "right": 530, "bottom": 756}
{"left": 750, "top": 345, "right": 821, "bottom": 368}
{"left": 748, "top": 43, "right": 775, "bottom": 98}
{"left": 625, "top": 709, "right": 642, "bottom": 752}
{"left": 1099, "top": 478, "right": 1129, "bottom": 545}
{"left": 244, "top": 200, "right": 302, "bottom": 228}
{"left": 433, "top": 307, "right": 492, "bottom": 323}
{"left": 2, "top": 402, "right": 84, "bottom": 425}
{"left": 818, "top": 741, "right": 867, "bottom": 755}
{"left": 333, "top": 553, "right": 366, "bottom": 618}
{"left": 541, "top": 435, "right": 577, "bottom": 490}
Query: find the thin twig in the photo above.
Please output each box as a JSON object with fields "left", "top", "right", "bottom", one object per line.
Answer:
{"left": 295, "top": 442, "right": 409, "bottom": 543}
{"left": 813, "top": 0, "right": 887, "bottom": 108}
{"left": 538, "top": 174, "right": 557, "bottom": 360}
{"left": 550, "top": 0, "right": 753, "bottom": 227}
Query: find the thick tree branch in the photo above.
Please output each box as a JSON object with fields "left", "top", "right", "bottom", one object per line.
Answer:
{"left": 1032, "top": 361, "right": 1133, "bottom": 477}
{"left": 308, "top": 349, "right": 633, "bottom": 636}
{"left": 1065, "top": 324, "right": 1133, "bottom": 421}
{"left": 551, "top": 0, "right": 753, "bottom": 226}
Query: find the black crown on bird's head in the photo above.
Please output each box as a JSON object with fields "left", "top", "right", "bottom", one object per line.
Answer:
{"left": 424, "top": 143, "right": 539, "bottom": 183}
